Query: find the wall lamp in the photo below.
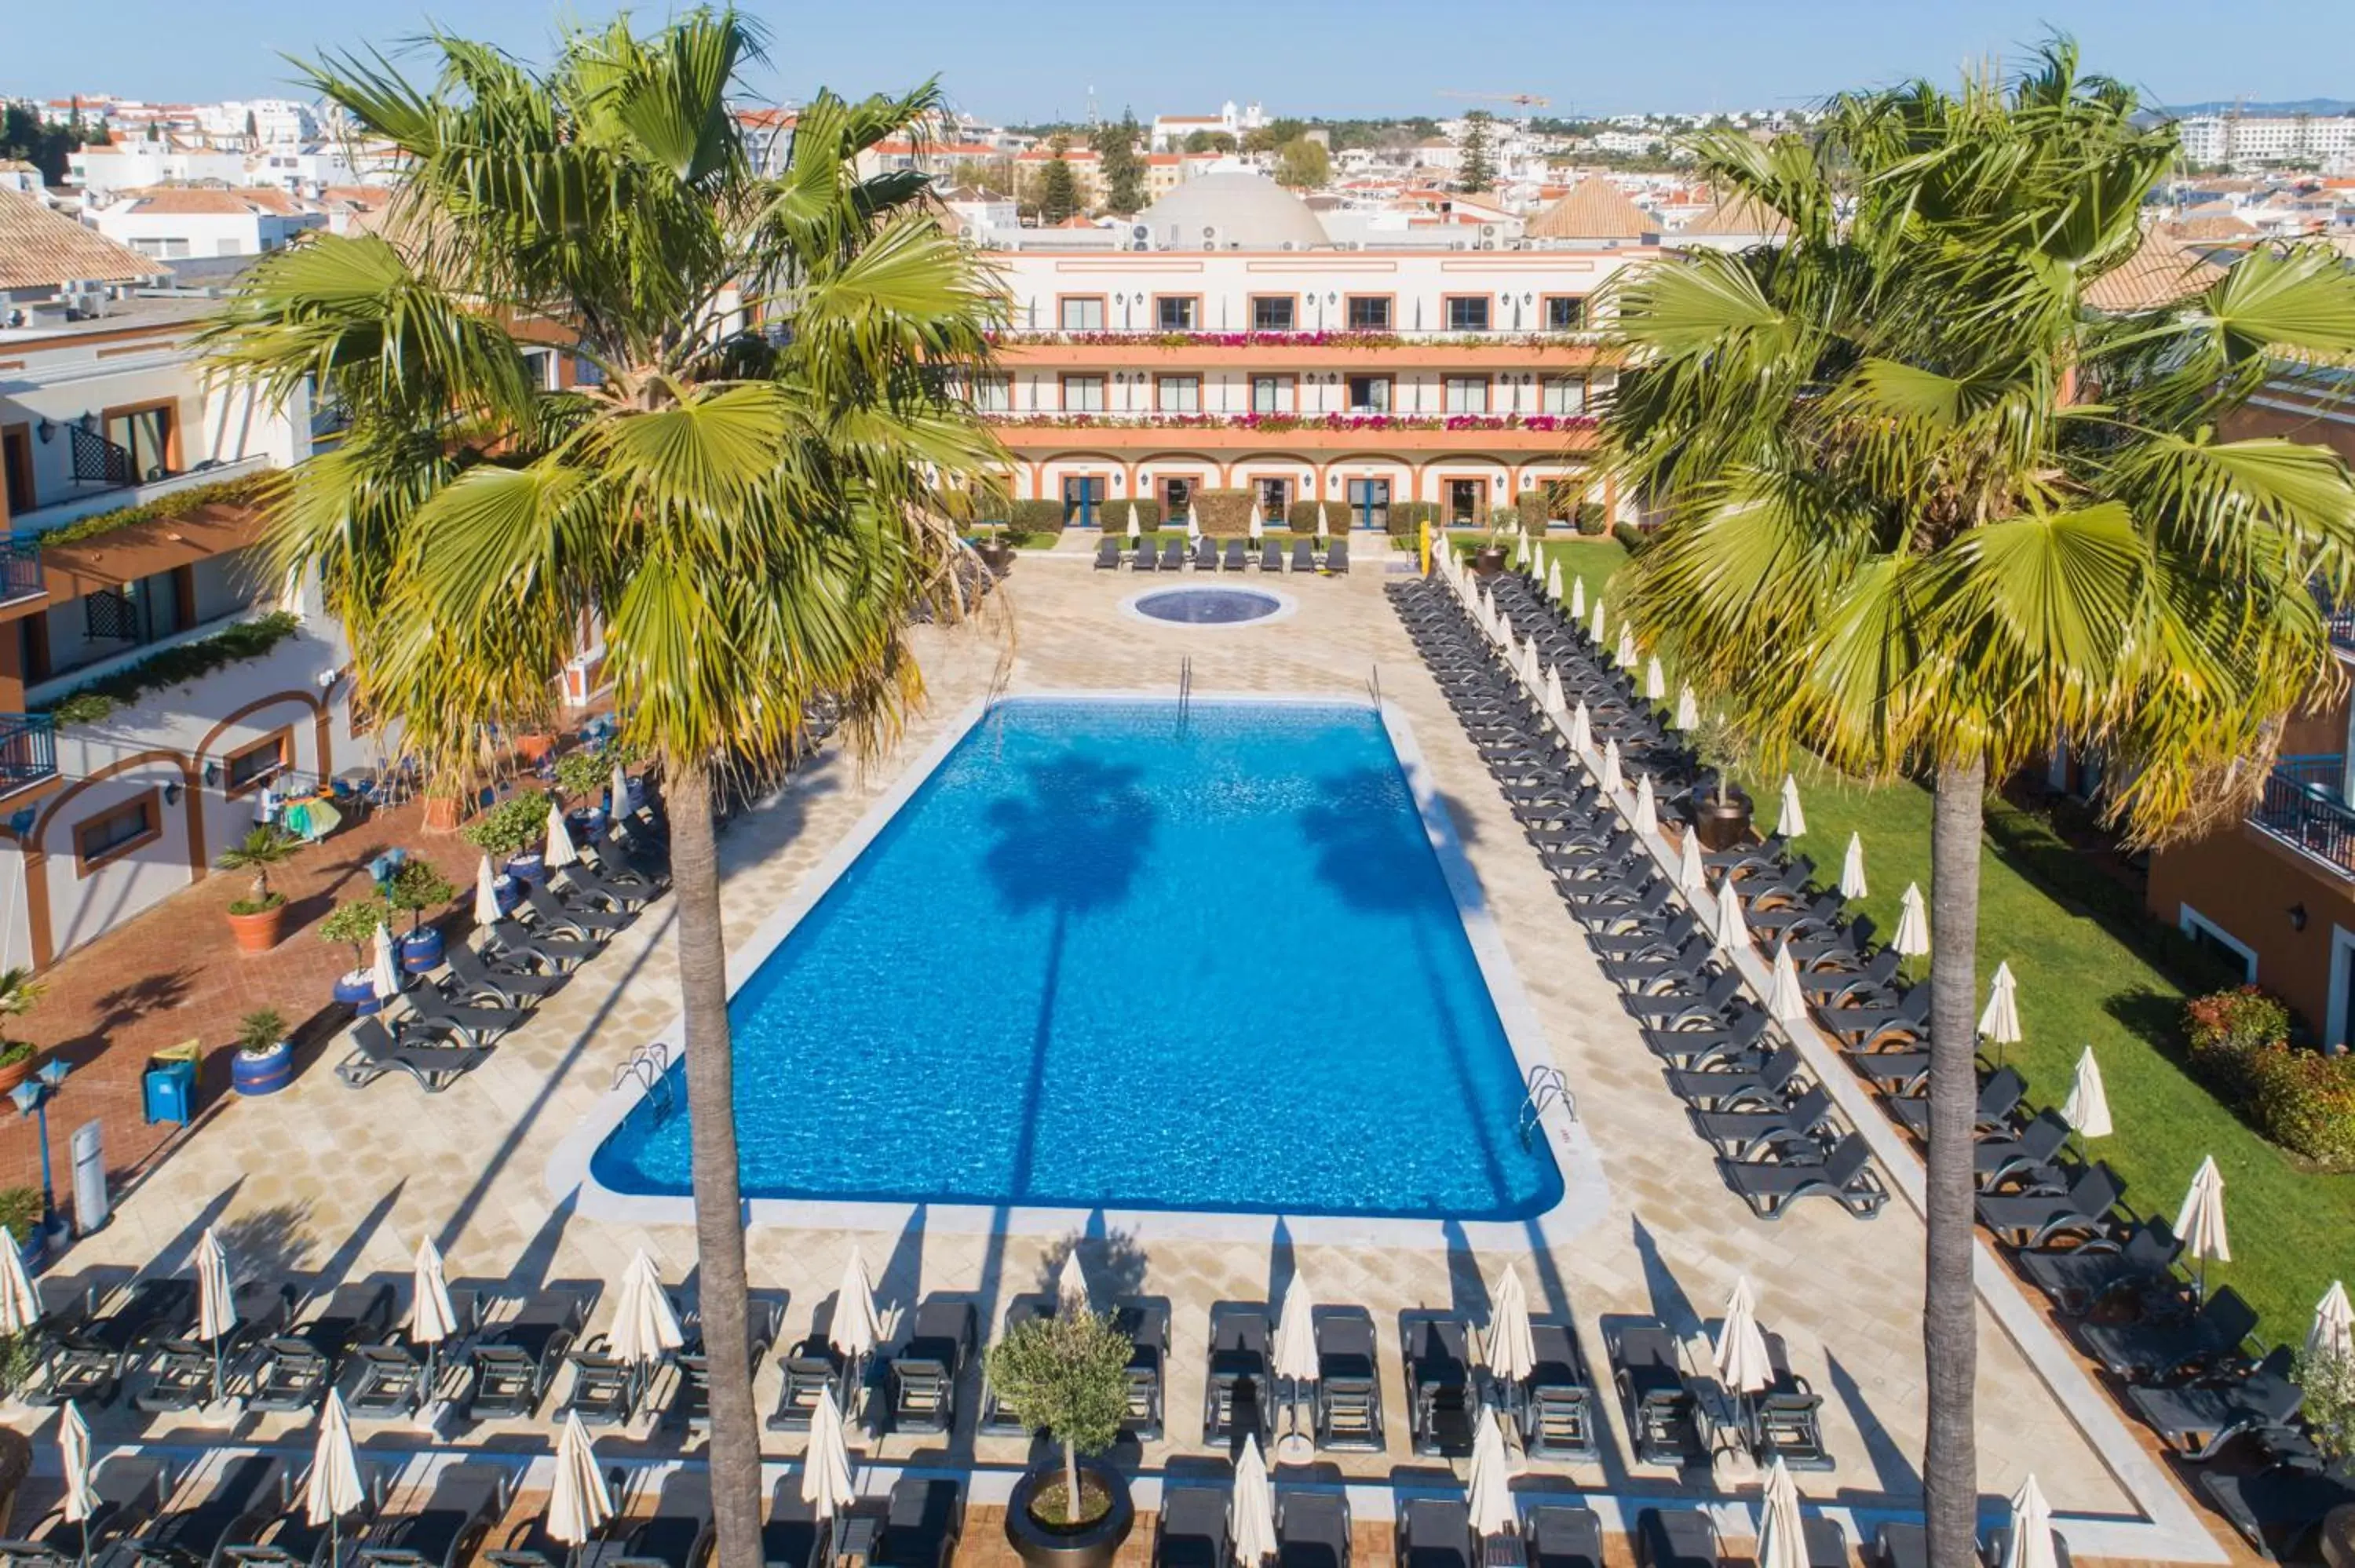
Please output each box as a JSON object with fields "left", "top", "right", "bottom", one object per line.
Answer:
{"left": 202, "top": 761, "right": 221, "bottom": 788}
{"left": 2290, "top": 903, "right": 2309, "bottom": 932}
{"left": 162, "top": 782, "right": 182, "bottom": 807}
{"left": 34, "top": 419, "right": 54, "bottom": 445}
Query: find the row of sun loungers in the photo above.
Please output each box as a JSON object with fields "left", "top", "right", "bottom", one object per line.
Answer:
{"left": 1094, "top": 537, "right": 1349, "bottom": 574}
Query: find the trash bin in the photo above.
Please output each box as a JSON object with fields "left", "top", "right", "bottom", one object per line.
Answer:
{"left": 69, "top": 1121, "right": 107, "bottom": 1235}
{"left": 141, "top": 1041, "right": 199, "bottom": 1126}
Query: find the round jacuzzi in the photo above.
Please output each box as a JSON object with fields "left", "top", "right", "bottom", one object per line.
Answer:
{"left": 1121, "top": 585, "right": 1297, "bottom": 629}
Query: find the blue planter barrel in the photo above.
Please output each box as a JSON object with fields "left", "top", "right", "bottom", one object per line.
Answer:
{"left": 568, "top": 808, "right": 606, "bottom": 843}
{"left": 506, "top": 853, "right": 546, "bottom": 887}
{"left": 494, "top": 876, "right": 523, "bottom": 916}
{"left": 333, "top": 971, "right": 382, "bottom": 1016}
{"left": 16, "top": 1229, "right": 43, "bottom": 1275}
{"left": 232, "top": 1042, "right": 294, "bottom": 1097}
{"left": 400, "top": 927, "right": 446, "bottom": 973}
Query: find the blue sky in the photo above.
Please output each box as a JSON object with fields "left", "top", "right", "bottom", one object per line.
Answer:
{"left": 5, "top": 0, "right": 2350, "bottom": 119}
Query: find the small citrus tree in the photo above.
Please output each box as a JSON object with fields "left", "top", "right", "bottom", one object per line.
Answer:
{"left": 983, "top": 1312, "right": 1134, "bottom": 1523}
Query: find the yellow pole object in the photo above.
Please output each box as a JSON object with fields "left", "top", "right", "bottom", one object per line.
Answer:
{"left": 1418, "top": 520, "right": 1431, "bottom": 577}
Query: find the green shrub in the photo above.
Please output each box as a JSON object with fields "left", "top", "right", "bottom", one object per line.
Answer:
{"left": 1191, "top": 487, "right": 1254, "bottom": 536}
{"left": 1515, "top": 493, "right": 1552, "bottom": 532}
{"left": 2297, "top": 1346, "right": 2355, "bottom": 1458}
{"left": 1285, "top": 499, "right": 1329, "bottom": 533}
{"left": 2247, "top": 1046, "right": 2355, "bottom": 1169}
{"left": 1386, "top": 500, "right": 1441, "bottom": 539}
{"left": 462, "top": 790, "right": 553, "bottom": 858}
{"left": 0, "top": 1188, "right": 40, "bottom": 1242}
{"left": 236, "top": 1008, "right": 287, "bottom": 1054}
{"left": 1574, "top": 502, "right": 1607, "bottom": 535}
{"left": 2184, "top": 986, "right": 2291, "bottom": 1099}
{"left": 1104, "top": 497, "right": 1163, "bottom": 531}
{"left": 319, "top": 898, "right": 390, "bottom": 968}
{"left": 386, "top": 861, "right": 456, "bottom": 933}
{"left": 38, "top": 472, "right": 276, "bottom": 549}
{"left": 982, "top": 1311, "right": 1134, "bottom": 1525}
{"left": 1612, "top": 523, "right": 1648, "bottom": 553}
{"left": 1008, "top": 498, "right": 1068, "bottom": 534}
{"left": 42, "top": 611, "right": 303, "bottom": 727}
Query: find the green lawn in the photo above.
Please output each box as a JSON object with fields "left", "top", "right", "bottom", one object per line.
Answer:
{"left": 1463, "top": 533, "right": 2350, "bottom": 1338}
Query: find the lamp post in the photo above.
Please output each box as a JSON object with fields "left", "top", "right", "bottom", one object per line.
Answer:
{"left": 12, "top": 1058, "right": 70, "bottom": 1245}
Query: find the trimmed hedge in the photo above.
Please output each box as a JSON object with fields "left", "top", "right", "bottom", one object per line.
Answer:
{"left": 1514, "top": 493, "right": 1554, "bottom": 532}
{"left": 2183, "top": 987, "right": 2355, "bottom": 1169}
{"left": 1612, "top": 523, "right": 1647, "bottom": 553}
{"left": 1008, "top": 499, "right": 1067, "bottom": 534}
{"left": 40, "top": 471, "right": 275, "bottom": 549}
{"left": 1574, "top": 502, "right": 1608, "bottom": 536}
{"left": 1285, "top": 499, "right": 1345, "bottom": 532}
{"left": 42, "top": 611, "right": 302, "bottom": 727}
{"left": 1385, "top": 500, "right": 1443, "bottom": 539}
{"left": 1191, "top": 488, "right": 1254, "bottom": 537}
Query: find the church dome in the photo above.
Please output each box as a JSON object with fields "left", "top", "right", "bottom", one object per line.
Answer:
{"left": 1136, "top": 171, "right": 1329, "bottom": 250}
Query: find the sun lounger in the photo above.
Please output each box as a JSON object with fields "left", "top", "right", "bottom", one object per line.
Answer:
{"left": 1636, "top": 1510, "right": 1722, "bottom": 1568}
{"left": 1196, "top": 538, "right": 1218, "bottom": 570}
{"left": 1663, "top": 1041, "right": 1802, "bottom": 1108}
{"left": 1261, "top": 542, "right": 1283, "bottom": 571}
{"left": 2078, "top": 1286, "right": 2259, "bottom": 1384}
{"left": 118, "top": 1453, "right": 281, "bottom": 1568}
{"left": 1115, "top": 1296, "right": 1170, "bottom": 1439}
{"left": 1619, "top": 970, "right": 1745, "bottom": 1029}
{"left": 522, "top": 884, "right": 629, "bottom": 940}
{"left": 356, "top": 1464, "right": 508, "bottom": 1568}
{"left": 1276, "top": 1494, "right": 1350, "bottom": 1568}
{"left": 247, "top": 1282, "right": 397, "bottom": 1413}
{"left": 2015, "top": 1220, "right": 2181, "bottom": 1316}
{"left": 581, "top": 837, "right": 667, "bottom": 891}
{"left": 1204, "top": 1302, "right": 1274, "bottom": 1446}
{"left": 482, "top": 917, "right": 597, "bottom": 973}
{"left": 1528, "top": 1507, "right": 1603, "bottom": 1568}
{"left": 1846, "top": 1049, "right": 1933, "bottom": 1094}
{"left": 871, "top": 1479, "right": 961, "bottom": 1568}
{"left": 561, "top": 1341, "right": 656, "bottom": 1427}
{"left": 1887, "top": 1067, "right": 2024, "bottom": 1138}
{"left": 885, "top": 1297, "right": 975, "bottom": 1437}
{"left": 1223, "top": 540, "right": 1247, "bottom": 571}
{"left": 1975, "top": 1164, "right": 2122, "bottom": 1248}
{"left": 609, "top": 1475, "right": 712, "bottom": 1568}
{"left": 1400, "top": 1313, "right": 1475, "bottom": 1457}
{"left": 761, "top": 1481, "right": 828, "bottom": 1568}
{"left": 1154, "top": 1487, "right": 1229, "bottom": 1568}
{"left": 1134, "top": 542, "right": 1158, "bottom": 571}
{"left": 977, "top": 1294, "right": 1053, "bottom": 1436}
{"left": 1720, "top": 1133, "right": 1887, "bottom": 1220}
{"left": 1521, "top": 1318, "right": 1600, "bottom": 1460}
{"left": 22, "top": 1277, "right": 195, "bottom": 1407}
{"left": 1689, "top": 1085, "right": 1837, "bottom": 1160}
{"left": 673, "top": 1293, "right": 783, "bottom": 1431}
{"left": 1646, "top": 1008, "right": 1774, "bottom": 1071}
{"left": 1161, "top": 540, "right": 1186, "bottom": 571}
{"left": 1326, "top": 538, "right": 1349, "bottom": 574}
{"left": 555, "top": 861, "right": 655, "bottom": 914}
{"left": 466, "top": 1293, "right": 587, "bottom": 1420}
{"left": 1397, "top": 1500, "right": 1473, "bottom": 1568}
{"left": 769, "top": 1320, "right": 856, "bottom": 1434}
{"left": 2126, "top": 1345, "right": 2302, "bottom": 1460}
{"left": 0, "top": 1455, "right": 173, "bottom": 1567}
{"left": 441, "top": 942, "right": 565, "bottom": 1007}
{"left": 397, "top": 986, "right": 527, "bottom": 1049}
{"left": 1291, "top": 539, "right": 1316, "bottom": 572}
{"left": 1094, "top": 539, "right": 1121, "bottom": 570}
{"left": 133, "top": 1278, "right": 298, "bottom": 1412}
{"left": 1821, "top": 986, "right": 1930, "bottom": 1052}
{"left": 1749, "top": 1329, "right": 1831, "bottom": 1469}
{"left": 1974, "top": 1110, "right": 2072, "bottom": 1193}
{"left": 1313, "top": 1306, "right": 1382, "bottom": 1452}
{"left": 2197, "top": 1460, "right": 2355, "bottom": 1562}
{"left": 1608, "top": 1321, "right": 1702, "bottom": 1467}
{"left": 338, "top": 1019, "right": 482, "bottom": 1093}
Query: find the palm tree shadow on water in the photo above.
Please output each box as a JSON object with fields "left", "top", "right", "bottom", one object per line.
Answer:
{"left": 981, "top": 750, "right": 1156, "bottom": 1201}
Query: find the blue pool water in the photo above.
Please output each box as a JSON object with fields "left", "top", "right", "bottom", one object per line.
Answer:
{"left": 590, "top": 700, "right": 1561, "bottom": 1220}
{"left": 1131, "top": 588, "right": 1283, "bottom": 625}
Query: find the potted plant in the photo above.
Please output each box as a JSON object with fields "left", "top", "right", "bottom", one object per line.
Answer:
{"left": 319, "top": 899, "right": 392, "bottom": 1013}
{"left": 0, "top": 1187, "right": 42, "bottom": 1271}
{"left": 986, "top": 1311, "right": 1138, "bottom": 1568}
{"left": 1471, "top": 516, "right": 1511, "bottom": 576}
{"left": 463, "top": 791, "right": 554, "bottom": 885}
{"left": 385, "top": 861, "right": 458, "bottom": 972}
{"left": 216, "top": 827, "right": 301, "bottom": 954}
{"left": 230, "top": 1008, "right": 294, "bottom": 1097}
{"left": 976, "top": 518, "right": 1017, "bottom": 575}
{"left": 1688, "top": 709, "right": 1758, "bottom": 852}
{"left": 0, "top": 969, "right": 45, "bottom": 1098}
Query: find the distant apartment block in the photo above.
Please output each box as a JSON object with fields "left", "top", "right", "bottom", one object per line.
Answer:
{"left": 88, "top": 186, "right": 327, "bottom": 260}
{"left": 2176, "top": 113, "right": 2355, "bottom": 171}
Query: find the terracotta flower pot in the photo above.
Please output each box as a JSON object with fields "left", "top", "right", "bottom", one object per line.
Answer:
{"left": 1694, "top": 794, "right": 1755, "bottom": 854}
{"left": 514, "top": 733, "right": 555, "bottom": 764}
{"left": 226, "top": 902, "right": 288, "bottom": 955}
{"left": 0, "top": 1052, "right": 35, "bottom": 1099}
{"left": 979, "top": 542, "right": 1017, "bottom": 575}
{"left": 1473, "top": 547, "right": 1506, "bottom": 576}
{"left": 422, "top": 796, "right": 464, "bottom": 833}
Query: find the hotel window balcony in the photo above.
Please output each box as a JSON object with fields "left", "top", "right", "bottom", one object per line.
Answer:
{"left": 2251, "top": 753, "right": 2355, "bottom": 877}
{"left": 0, "top": 713, "right": 59, "bottom": 797}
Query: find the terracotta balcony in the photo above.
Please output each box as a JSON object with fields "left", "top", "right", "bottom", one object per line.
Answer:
{"left": 989, "top": 330, "right": 1618, "bottom": 370}
{"left": 986, "top": 413, "right": 1597, "bottom": 451}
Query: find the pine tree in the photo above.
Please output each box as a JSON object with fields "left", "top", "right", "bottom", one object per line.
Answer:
{"left": 1096, "top": 109, "right": 1145, "bottom": 216}
{"left": 1459, "top": 111, "right": 1496, "bottom": 193}
{"left": 1036, "top": 135, "right": 1081, "bottom": 225}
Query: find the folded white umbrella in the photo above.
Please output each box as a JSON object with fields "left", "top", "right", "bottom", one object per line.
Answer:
{"left": 1188, "top": 513, "right": 1202, "bottom": 544}
{"left": 545, "top": 803, "right": 579, "bottom": 870}
{"left": 1466, "top": 1409, "right": 1516, "bottom": 1538}
{"left": 1232, "top": 1436, "right": 1278, "bottom": 1567}
{"left": 473, "top": 855, "right": 502, "bottom": 928}
{"left": 195, "top": 1226, "right": 236, "bottom": 1403}
{"left": 1676, "top": 832, "right": 1707, "bottom": 894}
{"left": 1517, "top": 638, "right": 1543, "bottom": 693}
{"left": 834, "top": 1246, "right": 885, "bottom": 1358}
{"left": 2062, "top": 1048, "right": 2112, "bottom": 1140}
{"left": 1776, "top": 775, "right": 1806, "bottom": 840}
{"left": 1892, "top": 883, "right": 1930, "bottom": 957}
{"left": 1127, "top": 503, "right": 1141, "bottom": 541}
{"left": 612, "top": 1249, "right": 685, "bottom": 1366}
{"left": 1542, "top": 666, "right": 1567, "bottom": 720}
{"left": 0, "top": 1226, "right": 38, "bottom": 1336}
{"left": 801, "top": 1387, "right": 856, "bottom": 1520}
{"left": 1838, "top": 833, "right": 1867, "bottom": 900}
{"left": 369, "top": 923, "right": 401, "bottom": 1005}
{"left": 1599, "top": 738, "right": 1623, "bottom": 793}
{"left": 1755, "top": 1457, "right": 1808, "bottom": 1568}
{"left": 2309, "top": 1281, "right": 2353, "bottom": 1363}
{"left": 1616, "top": 625, "right": 1639, "bottom": 670}
{"left": 1714, "top": 1278, "right": 1773, "bottom": 1395}
{"left": 1484, "top": 1267, "right": 1537, "bottom": 1385}
{"left": 1978, "top": 961, "right": 2021, "bottom": 1047}
{"left": 1054, "top": 1250, "right": 1093, "bottom": 1315}
{"left": 1272, "top": 1278, "right": 1319, "bottom": 1386}
{"left": 1546, "top": 560, "right": 1565, "bottom": 604}
{"left": 1569, "top": 577, "right": 1586, "bottom": 621}
{"left": 1674, "top": 684, "right": 1699, "bottom": 732}
{"left": 608, "top": 762, "right": 630, "bottom": 817}
{"left": 1767, "top": 942, "right": 1809, "bottom": 1024}
{"left": 1317, "top": 504, "right": 1331, "bottom": 540}
{"left": 1632, "top": 772, "right": 1659, "bottom": 837}
{"left": 1644, "top": 656, "right": 1665, "bottom": 704}
{"left": 2175, "top": 1154, "right": 2231, "bottom": 1299}
{"left": 549, "top": 1411, "right": 615, "bottom": 1546}
{"left": 59, "top": 1402, "right": 93, "bottom": 1526}
{"left": 1512, "top": 534, "right": 1529, "bottom": 571}
{"left": 305, "top": 1391, "right": 365, "bottom": 1530}
{"left": 2001, "top": 1475, "right": 2057, "bottom": 1568}
{"left": 1250, "top": 505, "right": 1265, "bottom": 543}
{"left": 1711, "top": 877, "right": 1751, "bottom": 951}
{"left": 1568, "top": 702, "right": 1592, "bottom": 754}
{"left": 1589, "top": 597, "right": 1606, "bottom": 644}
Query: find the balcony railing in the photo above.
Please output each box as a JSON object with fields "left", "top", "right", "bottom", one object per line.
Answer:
{"left": 0, "top": 714, "right": 59, "bottom": 796}
{"left": 0, "top": 538, "right": 42, "bottom": 607}
{"left": 991, "top": 327, "right": 1606, "bottom": 348}
{"left": 985, "top": 410, "right": 1598, "bottom": 433}
{"left": 2251, "top": 754, "right": 2355, "bottom": 875}
{"left": 6, "top": 454, "right": 272, "bottom": 540}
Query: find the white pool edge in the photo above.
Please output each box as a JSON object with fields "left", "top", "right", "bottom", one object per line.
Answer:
{"left": 544, "top": 687, "right": 1612, "bottom": 1253}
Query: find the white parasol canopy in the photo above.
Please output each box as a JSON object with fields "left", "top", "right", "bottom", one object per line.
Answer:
{"left": 305, "top": 1391, "right": 365, "bottom": 1529}
{"left": 1714, "top": 1278, "right": 1773, "bottom": 1395}
{"left": 1589, "top": 597, "right": 1606, "bottom": 644}
{"left": 1546, "top": 560, "right": 1565, "bottom": 604}
{"left": 1755, "top": 1457, "right": 1808, "bottom": 1568}
{"left": 609, "top": 762, "right": 631, "bottom": 818}
{"left": 1711, "top": 877, "right": 1751, "bottom": 951}
{"left": 2309, "top": 1281, "right": 2353, "bottom": 1363}
{"left": 1767, "top": 942, "right": 1809, "bottom": 1024}
{"left": 1616, "top": 625, "right": 1639, "bottom": 670}
{"left": 1568, "top": 702, "right": 1593, "bottom": 755}
{"left": 1978, "top": 961, "right": 2021, "bottom": 1047}
{"left": 1543, "top": 667, "right": 1567, "bottom": 720}
{"left": 59, "top": 1402, "right": 94, "bottom": 1526}
{"left": 1188, "top": 512, "right": 1203, "bottom": 544}
{"left": 1599, "top": 738, "right": 1623, "bottom": 793}
{"left": 1484, "top": 1266, "right": 1537, "bottom": 1386}
{"left": 1892, "top": 884, "right": 1930, "bottom": 957}
{"left": 1512, "top": 534, "right": 1529, "bottom": 571}
{"left": 1127, "top": 504, "right": 1141, "bottom": 542}
{"left": 1633, "top": 772, "right": 1659, "bottom": 837}
{"left": 1466, "top": 1409, "right": 1516, "bottom": 1538}
{"left": 1776, "top": 775, "right": 1806, "bottom": 840}
{"left": 2062, "top": 1048, "right": 2112, "bottom": 1140}
{"left": 1517, "top": 638, "right": 1543, "bottom": 693}
{"left": 1272, "top": 1278, "right": 1319, "bottom": 1386}
{"left": 1838, "top": 833, "right": 1867, "bottom": 900}
{"left": 1232, "top": 1436, "right": 1278, "bottom": 1568}
{"left": 549, "top": 1412, "right": 615, "bottom": 1546}
{"left": 1675, "top": 684, "right": 1699, "bottom": 732}
{"left": 195, "top": 1226, "right": 236, "bottom": 1343}
{"left": 473, "top": 855, "right": 502, "bottom": 928}
{"left": 545, "top": 802, "right": 579, "bottom": 870}
{"left": 2174, "top": 1155, "right": 2231, "bottom": 1296}
{"left": 370, "top": 923, "right": 401, "bottom": 1005}
{"left": 801, "top": 1387, "right": 856, "bottom": 1520}
{"left": 0, "top": 1226, "right": 38, "bottom": 1336}
{"left": 1317, "top": 504, "right": 1332, "bottom": 540}
{"left": 1645, "top": 656, "right": 1665, "bottom": 704}
{"left": 1055, "top": 1250, "right": 1092, "bottom": 1316}
{"left": 611, "top": 1250, "right": 685, "bottom": 1366}
{"left": 2001, "top": 1475, "right": 2057, "bottom": 1568}
{"left": 1676, "top": 832, "right": 1707, "bottom": 895}
{"left": 411, "top": 1237, "right": 459, "bottom": 1348}
{"left": 833, "top": 1246, "right": 885, "bottom": 1358}
{"left": 1569, "top": 577, "right": 1586, "bottom": 621}
{"left": 1250, "top": 504, "right": 1265, "bottom": 543}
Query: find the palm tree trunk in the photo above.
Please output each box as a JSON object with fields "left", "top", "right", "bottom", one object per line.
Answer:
{"left": 667, "top": 763, "right": 762, "bottom": 1568}
{"left": 1924, "top": 757, "right": 1984, "bottom": 1568}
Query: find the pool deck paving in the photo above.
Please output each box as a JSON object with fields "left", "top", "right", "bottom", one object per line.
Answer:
{"left": 7, "top": 543, "right": 2244, "bottom": 1566}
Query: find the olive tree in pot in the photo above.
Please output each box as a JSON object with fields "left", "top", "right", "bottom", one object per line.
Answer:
{"left": 1687, "top": 709, "right": 1758, "bottom": 852}
{"left": 217, "top": 827, "right": 302, "bottom": 954}
{"left": 985, "top": 1311, "right": 1138, "bottom": 1568}
{"left": 385, "top": 862, "right": 458, "bottom": 971}
{"left": 319, "top": 899, "right": 392, "bottom": 1010}
{"left": 463, "top": 791, "right": 553, "bottom": 885}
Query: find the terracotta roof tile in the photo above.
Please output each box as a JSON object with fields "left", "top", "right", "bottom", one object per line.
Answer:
{"left": 0, "top": 187, "right": 160, "bottom": 292}
{"left": 2084, "top": 232, "right": 2228, "bottom": 312}
{"left": 1526, "top": 178, "right": 1654, "bottom": 240}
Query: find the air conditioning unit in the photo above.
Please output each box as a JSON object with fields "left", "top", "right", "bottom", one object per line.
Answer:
{"left": 1201, "top": 224, "right": 1219, "bottom": 250}
{"left": 1280, "top": 239, "right": 1295, "bottom": 251}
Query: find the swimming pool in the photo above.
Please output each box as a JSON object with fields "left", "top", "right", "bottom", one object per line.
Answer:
{"left": 1124, "top": 587, "right": 1290, "bottom": 626}
{"left": 586, "top": 698, "right": 1564, "bottom": 1221}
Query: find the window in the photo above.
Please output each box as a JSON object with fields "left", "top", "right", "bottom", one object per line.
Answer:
{"left": 1445, "top": 296, "right": 1491, "bottom": 333}
{"left": 160, "top": 238, "right": 191, "bottom": 259}
{"left": 1, "top": 426, "right": 32, "bottom": 518}
{"left": 1061, "top": 375, "right": 1105, "bottom": 413}
{"left": 214, "top": 239, "right": 242, "bottom": 257}
{"left": 1161, "top": 478, "right": 1195, "bottom": 522}
{"left": 1256, "top": 478, "right": 1291, "bottom": 519}
{"left": 1345, "top": 374, "right": 1390, "bottom": 414}
{"left": 1251, "top": 375, "right": 1292, "bottom": 414}
{"left": 1345, "top": 478, "right": 1391, "bottom": 529}
{"left": 105, "top": 403, "right": 176, "bottom": 484}
{"left": 2179, "top": 906, "right": 2258, "bottom": 983}
{"left": 1444, "top": 376, "right": 1490, "bottom": 414}
{"left": 1345, "top": 296, "right": 1392, "bottom": 330}
{"left": 1155, "top": 296, "right": 1199, "bottom": 331}
{"left": 1545, "top": 296, "right": 1587, "bottom": 331}
{"left": 1155, "top": 375, "right": 1201, "bottom": 414}
{"left": 1251, "top": 296, "right": 1296, "bottom": 332}
{"left": 76, "top": 794, "right": 159, "bottom": 872}
{"left": 972, "top": 376, "right": 1013, "bottom": 413}
{"left": 224, "top": 731, "right": 290, "bottom": 796}
{"left": 1540, "top": 377, "right": 1587, "bottom": 416}
{"left": 1058, "top": 296, "right": 1105, "bottom": 331}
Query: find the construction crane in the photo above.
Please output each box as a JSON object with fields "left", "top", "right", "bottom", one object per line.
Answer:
{"left": 1437, "top": 91, "right": 1554, "bottom": 113}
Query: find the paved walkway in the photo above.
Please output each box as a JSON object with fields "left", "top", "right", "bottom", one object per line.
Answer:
{"left": 10, "top": 545, "right": 2235, "bottom": 1566}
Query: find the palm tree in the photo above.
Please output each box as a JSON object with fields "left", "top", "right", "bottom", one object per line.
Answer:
{"left": 1598, "top": 45, "right": 2355, "bottom": 1567}
{"left": 200, "top": 14, "right": 1003, "bottom": 1564}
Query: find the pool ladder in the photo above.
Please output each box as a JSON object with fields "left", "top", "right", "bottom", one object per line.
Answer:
{"left": 1177, "top": 656, "right": 1193, "bottom": 735}
{"left": 1518, "top": 1063, "right": 1575, "bottom": 1146}
{"left": 1367, "top": 664, "right": 1383, "bottom": 711}
{"left": 615, "top": 1041, "right": 677, "bottom": 1127}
